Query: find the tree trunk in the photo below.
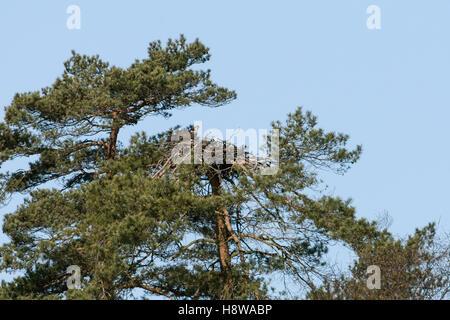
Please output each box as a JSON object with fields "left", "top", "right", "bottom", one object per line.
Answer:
{"left": 107, "top": 113, "right": 119, "bottom": 160}
{"left": 208, "top": 170, "right": 233, "bottom": 299}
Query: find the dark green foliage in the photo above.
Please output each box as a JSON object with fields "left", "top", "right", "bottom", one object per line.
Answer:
{"left": 308, "top": 223, "right": 449, "bottom": 300}
{"left": 0, "top": 37, "right": 447, "bottom": 300}
{"left": 0, "top": 35, "right": 235, "bottom": 201}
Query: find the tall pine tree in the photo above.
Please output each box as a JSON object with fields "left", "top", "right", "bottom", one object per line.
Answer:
{"left": 2, "top": 36, "right": 444, "bottom": 300}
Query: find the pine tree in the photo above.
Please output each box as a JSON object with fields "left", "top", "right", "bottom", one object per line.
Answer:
{"left": 2, "top": 36, "right": 444, "bottom": 300}
{"left": 308, "top": 223, "right": 450, "bottom": 300}
{"left": 0, "top": 35, "right": 236, "bottom": 200}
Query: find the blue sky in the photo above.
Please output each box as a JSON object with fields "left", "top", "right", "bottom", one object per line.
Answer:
{"left": 1, "top": 0, "right": 450, "bottom": 284}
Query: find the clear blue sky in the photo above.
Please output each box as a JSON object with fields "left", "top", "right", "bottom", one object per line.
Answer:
{"left": 1, "top": 0, "right": 449, "bottom": 283}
